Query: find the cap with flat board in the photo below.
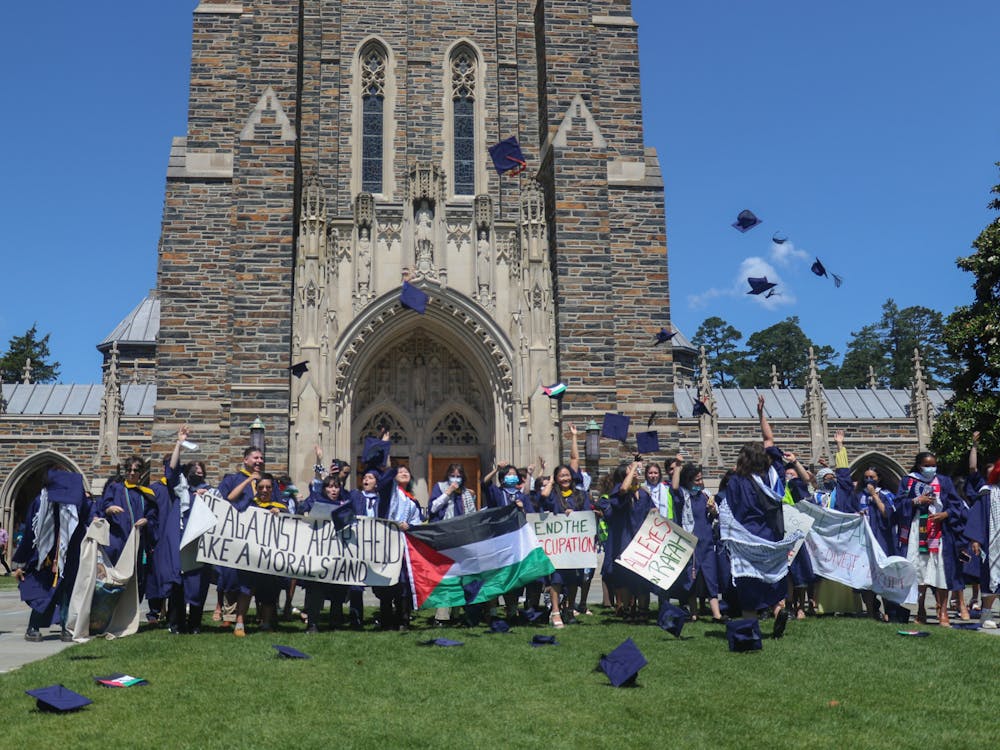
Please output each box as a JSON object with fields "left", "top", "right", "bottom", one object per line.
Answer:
{"left": 400, "top": 281, "right": 429, "bottom": 314}
{"left": 636, "top": 431, "right": 660, "bottom": 455}
{"left": 273, "top": 645, "right": 310, "bottom": 659}
{"left": 597, "top": 638, "right": 648, "bottom": 686}
{"left": 488, "top": 136, "right": 527, "bottom": 176}
{"left": 601, "top": 413, "right": 631, "bottom": 442}
{"left": 25, "top": 685, "right": 93, "bottom": 713}
{"left": 732, "top": 209, "right": 762, "bottom": 232}
{"left": 746, "top": 277, "right": 777, "bottom": 296}
{"left": 657, "top": 603, "right": 688, "bottom": 638}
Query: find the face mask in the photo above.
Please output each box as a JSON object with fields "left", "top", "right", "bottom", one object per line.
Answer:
{"left": 448, "top": 476, "right": 462, "bottom": 485}
{"left": 503, "top": 475, "right": 519, "bottom": 487}
{"left": 690, "top": 485, "right": 703, "bottom": 494}
{"left": 920, "top": 466, "right": 936, "bottom": 478}
{"left": 823, "top": 479, "right": 836, "bottom": 490}
{"left": 864, "top": 478, "right": 876, "bottom": 486}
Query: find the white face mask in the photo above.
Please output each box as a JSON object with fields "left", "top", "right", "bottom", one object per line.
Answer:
{"left": 920, "top": 466, "right": 937, "bottom": 479}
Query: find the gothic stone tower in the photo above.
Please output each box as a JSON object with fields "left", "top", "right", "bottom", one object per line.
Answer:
{"left": 153, "top": 0, "right": 673, "bottom": 497}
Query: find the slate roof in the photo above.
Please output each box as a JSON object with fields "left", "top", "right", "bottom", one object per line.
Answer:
{"left": 1, "top": 383, "right": 156, "bottom": 416}
{"left": 674, "top": 386, "right": 953, "bottom": 419}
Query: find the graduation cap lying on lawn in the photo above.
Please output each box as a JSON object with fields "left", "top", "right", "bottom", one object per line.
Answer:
{"left": 746, "top": 276, "right": 777, "bottom": 296}
{"left": 531, "top": 634, "right": 558, "bottom": 647}
{"left": 25, "top": 685, "right": 93, "bottom": 713}
{"left": 732, "top": 209, "right": 762, "bottom": 233}
{"left": 94, "top": 673, "right": 149, "bottom": 688}
{"left": 488, "top": 136, "right": 527, "bottom": 176}
{"left": 273, "top": 645, "right": 310, "bottom": 659}
{"left": 420, "top": 638, "right": 464, "bottom": 647}
{"left": 597, "top": 638, "right": 648, "bottom": 687}
{"left": 810, "top": 257, "right": 843, "bottom": 288}
{"left": 657, "top": 603, "right": 689, "bottom": 638}
{"left": 726, "top": 618, "right": 763, "bottom": 652}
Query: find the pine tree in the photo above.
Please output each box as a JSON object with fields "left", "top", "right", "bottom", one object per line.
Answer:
{"left": 691, "top": 316, "right": 744, "bottom": 387}
{"left": 0, "top": 324, "right": 61, "bottom": 384}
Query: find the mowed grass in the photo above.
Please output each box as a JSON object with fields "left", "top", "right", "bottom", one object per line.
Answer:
{"left": 1, "top": 608, "right": 997, "bottom": 750}
{"left": 0, "top": 575, "right": 19, "bottom": 591}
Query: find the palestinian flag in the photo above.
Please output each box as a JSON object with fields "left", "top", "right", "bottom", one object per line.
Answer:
{"left": 405, "top": 505, "right": 554, "bottom": 609}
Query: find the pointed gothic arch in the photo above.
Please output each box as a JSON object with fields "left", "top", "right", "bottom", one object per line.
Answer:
{"left": 0, "top": 450, "right": 90, "bottom": 549}
{"left": 850, "top": 451, "right": 907, "bottom": 494}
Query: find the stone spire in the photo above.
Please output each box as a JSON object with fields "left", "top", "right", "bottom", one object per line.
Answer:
{"left": 801, "top": 346, "right": 829, "bottom": 463}
{"left": 22, "top": 357, "right": 32, "bottom": 385}
{"left": 94, "top": 342, "right": 122, "bottom": 467}
{"left": 911, "top": 347, "right": 933, "bottom": 451}
{"left": 868, "top": 365, "right": 878, "bottom": 390}
{"left": 770, "top": 364, "right": 780, "bottom": 389}
{"left": 0, "top": 370, "right": 5, "bottom": 415}
{"left": 697, "top": 346, "right": 722, "bottom": 466}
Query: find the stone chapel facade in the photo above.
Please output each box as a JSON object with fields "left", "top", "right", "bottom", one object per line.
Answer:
{"left": 152, "top": 0, "right": 672, "bottom": 495}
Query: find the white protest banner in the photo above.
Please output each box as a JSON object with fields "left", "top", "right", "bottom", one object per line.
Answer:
{"left": 526, "top": 511, "right": 598, "bottom": 568}
{"left": 616, "top": 510, "right": 697, "bottom": 591}
{"left": 179, "top": 492, "right": 221, "bottom": 572}
{"left": 782, "top": 504, "right": 815, "bottom": 565}
{"left": 794, "top": 502, "right": 917, "bottom": 604}
{"left": 194, "top": 492, "right": 404, "bottom": 586}
{"left": 719, "top": 504, "right": 804, "bottom": 583}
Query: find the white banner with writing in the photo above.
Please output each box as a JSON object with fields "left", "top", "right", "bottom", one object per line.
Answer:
{"left": 193, "top": 492, "right": 404, "bottom": 586}
{"left": 616, "top": 511, "right": 697, "bottom": 591}
{"left": 526, "top": 511, "right": 598, "bottom": 568}
{"left": 793, "top": 502, "right": 917, "bottom": 605}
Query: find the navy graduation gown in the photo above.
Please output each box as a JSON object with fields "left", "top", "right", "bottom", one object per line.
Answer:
{"left": 99, "top": 482, "right": 154, "bottom": 570}
{"left": 895, "top": 473, "right": 968, "bottom": 591}
{"left": 964, "top": 484, "right": 998, "bottom": 594}
{"left": 483, "top": 483, "right": 535, "bottom": 512}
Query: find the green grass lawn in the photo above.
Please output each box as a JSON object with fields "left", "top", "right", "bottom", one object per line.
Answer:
{"left": 0, "top": 575, "right": 19, "bottom": 591}
{"left": 1, "top": 608, "right": 996, "bottom": 749}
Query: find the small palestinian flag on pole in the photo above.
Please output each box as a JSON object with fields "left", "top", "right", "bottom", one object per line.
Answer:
{"left": 405, "top": 506, "right": 555, "bottom": 609}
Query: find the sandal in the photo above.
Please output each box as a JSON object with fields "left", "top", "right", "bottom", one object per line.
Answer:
{"left": 550, "top": 611, "right": 565, "bottom": 629}
{"left": 212, "top": 609, "right": 222, "bottom": 622}
{"left": 233, "top": 623, "right": 246, "bottom": 638}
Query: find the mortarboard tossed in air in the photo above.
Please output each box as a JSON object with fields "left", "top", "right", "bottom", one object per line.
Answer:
{"left": 601, "top": 413, "right": 631, "bottom": 442}
{"left": 362, "top": 436, "right": 391, "bottom": 470}
{"left": 531, "top": 634, "right": 558, "bottom": 647}
{"left": 657, "top": 603, "right": 689, "bottom": 638}
{"left": 732, "top": 209, "right": 762, "bottom": 233}
{"left": 692, "top": 398, "right": 710, "bottom": 417}
{"left": 46, "top": 469, "right": 86, "bottom": 507}
{"left": 810, "top": 258, "right": 828, "bottom": 278}
{"left": 330, "top": 502, "right": 357, "bottom": 532}
{"left": 654, "top": 328, "right": 676, "bottom": 345}
{"left": 746, "top": 277, "right": 777, "bottom": 296}
{"left": 25, "top": 684, "right": 93, "bottom": 713}
{"left": 541, "top": 382, "right": 567, "bottom": 400}
{"left": 400, "top": 281, "right": 429, "bottom": 314}
{"left": 597, "top": 638, "right": 648, "bottom": 687}
{"left": 288, "top": 361, "right": 309, "bottom": 378}
{"left": 94, "top": 673, "right": 149, "bottom": 688}
{"left": 831, "top": 273, "right": 843, "bottom": 288}
{"left": 771, "top": 231, "right": 788, "bottom": 244}
{"left": 726, "top": 618, "right": 763, "bottom": 652}
{"left": 636, "top": 431, "right": 660, "bottom": 455}
{"left": 488, "top": 136, "right": 527, "bottom": 176}
{"left": 273, "top": 645, "right": 310, "bottom": 659}
{"left": 420, "top": 638, "right": 464, "bottom": 647}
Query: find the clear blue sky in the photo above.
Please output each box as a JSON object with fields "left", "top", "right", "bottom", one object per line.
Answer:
{"left": 1, "top": 2, "right": 997, "bottom": 384}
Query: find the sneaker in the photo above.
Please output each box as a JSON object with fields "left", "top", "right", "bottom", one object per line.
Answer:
{"left": 981, "top": 619, "right": 997, "bottom": 630}
{"left": 773, "top": 607, "right": 789, "bottom": 639}
{"left": 60, "top": 629, "right": 75, "bottom": 642}
{"left": 25, "top": 627, "right": 43, "bottom": 643}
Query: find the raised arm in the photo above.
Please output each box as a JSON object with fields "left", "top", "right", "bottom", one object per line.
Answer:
{"left": 758, "top": 394, "right": 774, "bottom": 448}
{"left": 970, "top": 431, "right": 980, "bottom": 475}
{"left": 670, "top": 453, "right": 684, "bottom": 491}
{"left": 568, "top": 424, "right": 581, "bottom": 474}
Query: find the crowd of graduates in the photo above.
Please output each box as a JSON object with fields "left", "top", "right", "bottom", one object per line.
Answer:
{"left": 10, "top": 401, "right": 1000, "bottom": 644}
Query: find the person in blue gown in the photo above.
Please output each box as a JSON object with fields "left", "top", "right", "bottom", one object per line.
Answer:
{"left": 673, "top": 461, "right": 724, "bottom": 621}
{"left": 12, "top": 468, "right": 91, "bottom": 642}
{"left": 99, "top": 456, "right": 155, "bottom": 606}
{"left": 539, "top": 463, "right": 592, "bottom": 627}
{"left": 598, "top": 461, "right": 654, "bottom": 622}
{"left": 482, "top": 461, "right": 538, "bottom": 621}
{"left": 963, "top": 435, "right": 999, "bottom": 627}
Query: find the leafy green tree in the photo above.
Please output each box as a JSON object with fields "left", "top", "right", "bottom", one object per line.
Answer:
{"left": 838, "top": 324, "right": 890, "bottom": 387}
{"left": 932, "top": 167, "right": 1000, "bottom": 465}
{"left": 691, "top": 316, "right": 744, "bottom": 387}
{"left": 734, "top": 316, "right": 837, "bottom": 388}
{"left": 0, "top": 324, "right": 61, "bottom": 384}
{"left": 879, "top": 300, "right": 956, "bottom": 388}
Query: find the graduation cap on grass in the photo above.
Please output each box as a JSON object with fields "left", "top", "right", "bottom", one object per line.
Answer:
{"left": 420, "top": 638, "right": 464, "bottom": 647}
{"left": 657, "top": 603, "right": 689, "bottom": 638}
{"left": 489, "top": 619, "right": 511, "bottom": 634}
{"left": 531, "top": 634, "right": 558, "bottom": 647}
{"left": 488, "top": 136, "right": 527, "bottom": 176}
{"left": 400, "top": 281, "right": 429, "bottom": 314}
{"left": 94, "top": 674, "right": 149, "bottom": 688}
{"left": 636, "top": 431, "right": 660, "bottom": 455}
{"left": 287, "top": 361, "right": 309, "bottom": 378}
{"left": 601, "top": 413, "right": 631, "bottom": 442}
{"left": 726, "top": 618, "right": 763, "bottom": 652}
{"left": 597, "top": 638, "right": 648, "bottom": 687}
{"left": 25, "top": 685, "right": 92, "bottom": 713}
{"left": 732, "top": 209, "right": 762, "bottom": 233}
{"left": 521, "top": 607, "right": 545, "bottom": 624}
{"left": 654, "top": 328, "right": 676, "bottom": 345}
{"left": 746, "top": 277, "right": 777, "bottom": 296}
{"left": 541, "top": 382, "right": 567, "bottom": 400}
{"left": 273, "top": 645, "right": 310, "bottom": 659}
